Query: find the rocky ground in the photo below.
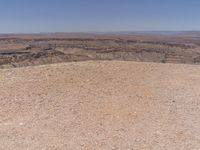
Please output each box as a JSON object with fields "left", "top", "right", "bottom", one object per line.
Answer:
{"left": 0, "top": 61, "right": 200, "bottom": 150}
{"left": 1, "top": 33, "right": 200, "bottom": 68}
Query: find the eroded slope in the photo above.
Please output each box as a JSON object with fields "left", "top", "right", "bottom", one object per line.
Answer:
{"left": 1, "top": 35, "right": 200, "bottom": 68}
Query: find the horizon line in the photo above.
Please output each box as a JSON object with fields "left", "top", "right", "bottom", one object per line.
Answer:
{"left": 1, "top": 30, "right": 200, "bottom": 34}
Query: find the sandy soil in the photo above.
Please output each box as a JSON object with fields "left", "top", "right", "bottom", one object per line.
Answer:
{"left": 0, "top": 61, "right": 200, "bottom": 150}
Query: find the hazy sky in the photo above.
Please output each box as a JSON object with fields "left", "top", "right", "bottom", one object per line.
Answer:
{"left": 0, "top": 0, "right": 200, "bottom": 33}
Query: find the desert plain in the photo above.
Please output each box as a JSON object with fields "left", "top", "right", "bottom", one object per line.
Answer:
{"left": 0, "top": 33, "right": 200, "bottom": 149}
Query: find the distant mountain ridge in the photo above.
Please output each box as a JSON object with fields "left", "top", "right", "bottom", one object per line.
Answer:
{"left": 1, "top": 31, "right": 200, "bottom": 38}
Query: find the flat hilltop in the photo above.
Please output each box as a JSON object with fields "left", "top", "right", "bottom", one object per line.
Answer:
{"left": 0, "top": 61, "right": 200, "bottom": 149}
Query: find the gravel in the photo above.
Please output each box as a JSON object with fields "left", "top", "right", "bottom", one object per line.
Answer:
{"left": 0, "top": 61, "right": 200, "bottom": 150}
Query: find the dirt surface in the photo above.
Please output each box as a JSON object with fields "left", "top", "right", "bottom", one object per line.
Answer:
{"left": 0, "top": 61, "right": 200, "bottom": 149}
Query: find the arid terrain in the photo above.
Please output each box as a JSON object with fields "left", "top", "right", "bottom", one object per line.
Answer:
{"left": 1, "top": 33, "right": 200, "bottom": 149}
{"left": 1, "top": 32, "right": 200, "bottom": 68}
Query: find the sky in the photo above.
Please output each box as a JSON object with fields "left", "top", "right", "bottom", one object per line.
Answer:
{"left": 0, "top": 0, "right": 200, "bottom": 33}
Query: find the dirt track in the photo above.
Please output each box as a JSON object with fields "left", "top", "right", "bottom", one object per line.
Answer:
{"left": 0, "top": 61, "right": 200, "bottom": 149}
